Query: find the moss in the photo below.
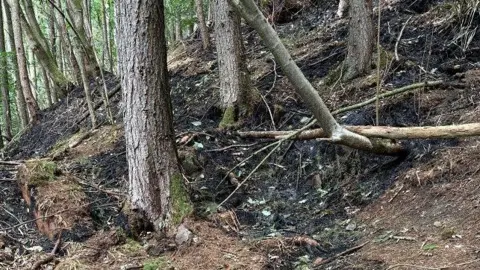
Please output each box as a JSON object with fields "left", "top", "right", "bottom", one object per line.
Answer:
{"left": 120, "top": 238, "right": 143, "bottom": 253}
{"left": 26, "top": 160, "right": 60, "bottom": 186}
{"left": 323, "top": 63, "right": 345, "bottom": 86}
{"left": 375, "top": 46, "right": 395, "bottom": 71}
{"left": 219, "top": 106, "right": 236, "bottom": 129}
{"left": 143, "top": 257, "right": 168, "bottom": 270}
{"left": 170, "top": 173, "right": 193, "bottom": 226}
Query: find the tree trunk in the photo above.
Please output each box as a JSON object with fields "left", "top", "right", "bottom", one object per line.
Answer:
{"left": 4, "top": 0, "right": 29, "bottom": 128}
{"left": 342, "top": 0, "right": 374, "bottom": 81}
{"left": 55, "top": 0, "right": 82, "bottom": 85}
{"left": 66, "top": 0, "right": 98, "bottom": 77}
{"left": 195, "top": 0, "right": 210, "bottom": 49}
{"left": 42, "top": 68, "right": 53, "bottom": 107}
{"left": 116, "top": 0, "right": 191, "bottom": 232}
{"left": 175, "top": 15, "right": 182, "bottom": 41}
{"left": 100, "top": 0, "right": 112, "bottom": 71}
{"left": 10, "top": 0, "right": 39, "bottom": 123}
{"left": 0, "top": 0, "right": 12, "bottom": 140}
{"left": 214, "top": 0, "right": 255, "bottom": 128}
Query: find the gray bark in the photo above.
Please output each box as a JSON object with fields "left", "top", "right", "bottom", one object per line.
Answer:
{"left": 116, "top": 0, "right": 188, "bottom": 231}
{"left": 343, "top": 0, "right": 374, "bottom": 81}
{"left": 195, "top": 0, "right": 210, "bottom": 49}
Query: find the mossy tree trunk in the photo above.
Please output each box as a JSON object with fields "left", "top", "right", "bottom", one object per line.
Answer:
{"left": 10, "top": 0, "right": 39, "bottom": 123}
{"left": 342, "top": 0, "right": 374, "bottom": 81}
{"left": 214, "top": 0, "right": 256, "bottom": 128}
{"left": 4, "top": 0, "right": 29, "bottom": 128}
{"left": 0, "top": 1, "right": 12, "bottom": 141}
{"left": 116, "top": 0, "right": 191, "bottom": 232}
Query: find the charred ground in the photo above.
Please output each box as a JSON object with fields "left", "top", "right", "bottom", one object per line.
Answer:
{"left": 1, "top": 0, "right": 480, "bottom": 269}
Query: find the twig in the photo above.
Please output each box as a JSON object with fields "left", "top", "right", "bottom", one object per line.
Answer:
{"left": 395, "top": 16, "right": 413, "bottom": 61}
{"left": 376, "top": 0, "right": 383, "bottom": 126}
{"left": 32, "top": 231, "right": 62, "bottom": 269}
{"left": 388, "top": 183, "right": 404, "bottom": 203}
{"left": 263, "top": 58, "right": 278, "bottom": 130}
{"left": 204, "top": 142, "right": 259, "bottom": 152}
{"left": 315, "top": 241, "right": 370, "bottom": 267}
{"left": 0, "top": 160, "right": 23, "bottom": 166}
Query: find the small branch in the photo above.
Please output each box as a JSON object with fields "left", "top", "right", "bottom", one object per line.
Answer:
{"left": 395, "top": 16, "right": 413, "bottom": 61}
{"left": 32, "top": 232, "right": 62, "bottom": 269}
{"left": 315, "top": 241, "right": 370, "bottom": 267}
{"left": 332, "top": 80, "right": 444, "bottom": 116}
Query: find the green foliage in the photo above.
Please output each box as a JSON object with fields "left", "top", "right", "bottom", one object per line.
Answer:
{"left": 170, "top": 173, "right": 193, "bottom": 226}
{"left": 143, "top": 257, "right": 168, "bottom": 270}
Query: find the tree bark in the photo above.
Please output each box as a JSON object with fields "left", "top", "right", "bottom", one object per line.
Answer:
{"left": 343, "top": 0, "right": 374, "bottom": 81}
{"left": 116, "top": 0, "right": 191, "bottom": 231}
{"left": 100, "top": 0, "right": 112, "bottom": 71}
{"left": 0, "top": 0, "right": 12, "bottom": 141}
{"left": 175, "top": 14, "right": 182, "bottom": 41}
{"left": 238, "top": 123, "right": 480, "bottom": 140}
{"left": 66, "top": 0, "right": 98, "bottom": 77}
{"left": 195, "top": 0, "right": 210, "bottom": 49}
{"left": 10, "top": 0, "right": 39, "bottom": 123}
{"left": 3, "top": 0, "right": 29, "bottom": 128}
{"left": 214, "top": 0, "right": 255, "bottom": 127}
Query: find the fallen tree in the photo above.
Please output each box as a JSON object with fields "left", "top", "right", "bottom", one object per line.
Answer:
{"left": 238, "top": 123, "right": 480, "bottom": 140}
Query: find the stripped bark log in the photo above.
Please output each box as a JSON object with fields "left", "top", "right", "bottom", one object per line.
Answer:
{"left": 238, "top": 123, "right": 480, "bottom": 140}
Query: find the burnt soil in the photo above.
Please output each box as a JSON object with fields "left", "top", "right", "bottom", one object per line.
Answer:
{"left": 2, "top": 0, "right": 480, "bottom": 269}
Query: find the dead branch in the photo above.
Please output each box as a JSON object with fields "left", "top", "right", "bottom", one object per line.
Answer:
{"left": 238, "top": 123, "right": 480, "bottom": 140}
{"left": 332, "top": 80, "right": 445, "bottom": 116}
{"left": 315, "top": 241, "right": 370, "bottom": 267}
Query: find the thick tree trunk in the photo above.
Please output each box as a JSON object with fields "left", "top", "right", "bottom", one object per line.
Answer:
{"left": 4, "top": 0, "right": 29, "bottom": 128}
{"left": 0, "top": 1, "right": 12, "bottom": 141}
{"left": 214, "top": 0, "right": 255, "bottom": 128}
{"left": 343, "top": 0, "right": 374, "bottom": 81}
{"left": 100, "top": 0, "right": 112, "bottom": 71}
{"left": 116, "top": 0, "right": 191, "bottom": 232}
{"left": 10, "top": 0, "right": 39, "bottom": 123}
{"left": 195, "top": 0, "right": 210, "bottom": 49}
{"left": 42, "top": 69, "right": 53, "bottom": 108}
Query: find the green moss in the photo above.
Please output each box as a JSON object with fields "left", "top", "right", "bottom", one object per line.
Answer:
{"left": 26, "top": 160, "right": 59, "bottom": 186}
{"left": 170, "top": 173, "right": 193, "bottom": 226}
{"left": 143, "top": 257, "right": 168, "bottom": 270}
{"left": 219, "top": 106, "right": 236, "bottom": 129}
{"left": 323, "top": 64, "right": 345, "bottom": 86}
{"left": 120, "top": 238, "right": 143, "bottom": 253}
{"left": 375, "top": 46, "right": 394, "bottom": 70}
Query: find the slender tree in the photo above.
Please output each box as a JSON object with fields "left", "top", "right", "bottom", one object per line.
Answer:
{"left": 0, "top": 0, "right": 12, "bottom": 140}
{"left": 3, "top": 0, "right": 28, "bottom": 128}
{"left": 116, "top": 0, "right": 191, "bottom": 232}
{"left": 195, "top": 0, "right": 210, "bottom": 49}
{"left": 10, "top": 0, "right": 39, "bottom": 122}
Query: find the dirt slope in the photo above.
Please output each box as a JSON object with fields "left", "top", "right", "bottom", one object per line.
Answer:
{"left": 1, "top": 0, "right": 480, "bottom": 269}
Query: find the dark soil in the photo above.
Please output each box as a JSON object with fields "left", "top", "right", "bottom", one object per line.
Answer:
{"left": 1, "top": 0, "right": 480, "bottom": 269}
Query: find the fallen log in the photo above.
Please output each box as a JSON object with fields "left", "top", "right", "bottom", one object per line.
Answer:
{"left": 238, "top": 123, "right": 480, "bottom": 140}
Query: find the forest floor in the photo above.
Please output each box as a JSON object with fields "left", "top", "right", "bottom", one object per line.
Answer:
{"left": 2, "top": 0, "right": 480, "bottom": 269}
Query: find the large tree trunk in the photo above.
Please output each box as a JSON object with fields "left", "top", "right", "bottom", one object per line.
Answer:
{"left": 10, "top": 0, "right": 39, "bottom": 123}
{"left": 100, "top": 0, "right": 112, "bottom": 71}
{"left": 0, "top": 0, "right": 12, "bottom": 141}
{"left": 342, "top": 0, "right": 374, "bottom": 81}
{"left": 116, "top": 0, "right": 191, "bottom": 232}
{"left": 214, "top": 0, "right": 255, "bottom": 128}
{"left": 3, "top": 0, "right": 29, "bottom": 128}
{"left": 195, "top": 0, "right": 211, "bottom": 49}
